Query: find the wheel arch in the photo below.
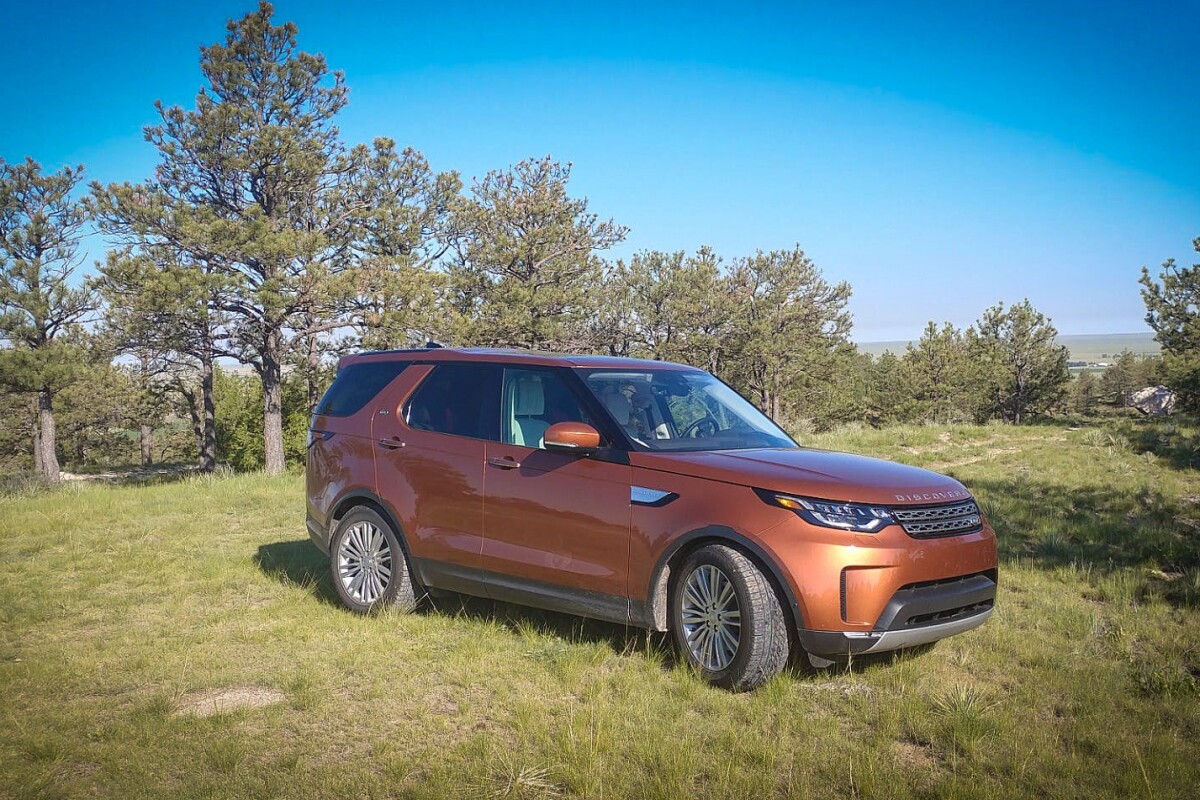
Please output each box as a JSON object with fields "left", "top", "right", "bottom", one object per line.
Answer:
{"left": 644, "top": 525, "right": 803, "bottom": 635}
{"left": 329, "top": 489, "right": 412, "bottom": 559}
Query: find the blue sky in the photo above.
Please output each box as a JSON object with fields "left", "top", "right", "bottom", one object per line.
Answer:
{"left": 3, "top": 1, "right": 1197, "bottom": 341}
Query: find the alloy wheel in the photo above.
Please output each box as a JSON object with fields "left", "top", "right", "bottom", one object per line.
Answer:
{"left": 337, "top": 521, "right": 392, "bottom": 605}
{"left": 680, "top": 563, "right": 742, "bottom": 671}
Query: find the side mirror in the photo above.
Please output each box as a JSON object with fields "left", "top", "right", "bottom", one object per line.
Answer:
{"left": 543, "top": 421, "right": 601, "bottom": 454}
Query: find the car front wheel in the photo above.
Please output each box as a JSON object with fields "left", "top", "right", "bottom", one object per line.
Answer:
{"left": 671, "top": 544, "right": 789, "bottom": 691}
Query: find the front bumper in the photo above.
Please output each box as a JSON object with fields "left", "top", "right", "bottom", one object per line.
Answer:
{"left": 754, "top": 513, "right": 998, "bottom": 659}
{"left": 797, "top": 570, "right": 997, "bottom": 658}
{"left": 799, "top": 606, "right": 994, "bottom": 657}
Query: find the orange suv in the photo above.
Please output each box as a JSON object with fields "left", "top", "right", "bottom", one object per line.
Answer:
{"left": 307, "top": 348, "right": 997, "bottom": 690}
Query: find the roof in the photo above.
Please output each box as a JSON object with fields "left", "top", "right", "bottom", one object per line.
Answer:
{"left": 338, "top": 346, "right": 702, "bottom": 372}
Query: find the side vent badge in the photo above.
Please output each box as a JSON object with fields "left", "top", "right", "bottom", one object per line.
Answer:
{"left": 631, "top": 486, "right": 677, "bottom": 507}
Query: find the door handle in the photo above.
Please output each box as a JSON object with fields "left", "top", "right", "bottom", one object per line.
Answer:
{"left": 487, "top": 456, "right": 520, "bottom": 470}
{"left": 377, "top": 437, "right": 404, "bottom": 450}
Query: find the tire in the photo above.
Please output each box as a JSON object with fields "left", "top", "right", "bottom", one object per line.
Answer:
{"left": 328, "top": 506, "right": 417, "bottom": 614}
{"left": 670, "top": 544, "right": 789, "bottom": 691}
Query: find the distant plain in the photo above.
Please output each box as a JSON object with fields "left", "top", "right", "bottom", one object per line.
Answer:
{"left": 858, "top": 332, "right": 1159, "bottom": 362}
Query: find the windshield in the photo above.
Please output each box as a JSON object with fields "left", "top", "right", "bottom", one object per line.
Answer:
{"left": 580, "top": 368, "right": 798, "bottom": 452}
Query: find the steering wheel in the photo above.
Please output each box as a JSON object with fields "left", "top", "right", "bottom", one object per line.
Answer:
{"left": 681, "top": 416, "right": 720, "bottom": 439}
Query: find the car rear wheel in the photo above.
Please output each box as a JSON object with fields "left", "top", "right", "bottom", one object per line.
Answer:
{"left": 329, "top": 506, "right": 416, "bottom": 613}
{"left": 671, "top": 544, "right": 789, "bottom": 691}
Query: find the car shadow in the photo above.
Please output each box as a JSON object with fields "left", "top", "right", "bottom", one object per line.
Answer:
{"left": 254, "top": 538, "right": 678, "bottom": 661}
{"left": 255, "top": 540, "right": 340, "bottom": 605}
{"left": 421, "top": 590, "right": 680, "bottom": 665}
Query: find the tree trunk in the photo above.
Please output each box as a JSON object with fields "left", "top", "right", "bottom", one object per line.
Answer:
{"left": 36, "top": 388, "right": 60, "bottom": 483}
{"left": 180, "top": 383, "right": 204, "bottom": 465}
{"left": 181, "top": 355, "right": 218, "bottom": 472}
{"left": 305, "top": 333, "right": 321, "bottom": 417}
{"left": 32, "top": 398, "right": 44, "bottom": 476}
{"left": 199, "top": 353, "right": 217, "bottom": 472}
{"left": 140, "top": 424, "right": 154, "bottom": 466}
{"left": 261, "top": 330, "right": 286, "bottom": 474}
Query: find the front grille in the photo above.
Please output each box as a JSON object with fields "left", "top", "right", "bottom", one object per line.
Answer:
{"left": 891, "top": 500, "right": 982, "bottom": 538}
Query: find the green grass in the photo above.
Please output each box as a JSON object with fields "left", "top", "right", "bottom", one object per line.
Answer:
{"left": 2, "top": 416, "right": 1199, "bottom": 798}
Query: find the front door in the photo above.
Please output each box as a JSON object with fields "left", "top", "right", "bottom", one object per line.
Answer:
{"left": 482, "top": 367, "right": 633, "bottom": 604}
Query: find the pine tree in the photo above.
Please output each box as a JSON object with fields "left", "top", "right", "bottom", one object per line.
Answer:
{"left": 723, "top": 246, "right": 853, "bottom": 425}
{"left": 903, "top": 321, "right": 977, "bottom": 423}
{"left": 92, "top": 2, "right": 369, "bottom": 473}
{"left": 614, "top": 248, "right": 734, "bottom": 370}
{"left": 864, "top": 351, "right": 914, "bottom": 426}
{"left": 968, "top": 300, "right": 1069, "bottom": 424}
{"left": 1139, "top": 238, "right": 1200, "bottom": 410}
{"left": 0, "top": 158, "right": 98, "bottom": 482}
{"left": 1070, "top": 371, "right": 1102, "bottom": 415}
{"left": 448, "top": 157, "right": 627, "bottom": 350}
{"left": 94, "top": 250, "right": 225, "bottom": 471}
{"left": 344, "top": 138, "right": 461, "bottom": 355}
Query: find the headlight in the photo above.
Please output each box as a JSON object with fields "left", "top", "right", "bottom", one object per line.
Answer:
{"left": 757, "top": 490, "right": 895, "bottom": 533}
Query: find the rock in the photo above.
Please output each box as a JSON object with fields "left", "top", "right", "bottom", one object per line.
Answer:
{"left": 1127, "top": 386, "right": 1177, "bottom": 416}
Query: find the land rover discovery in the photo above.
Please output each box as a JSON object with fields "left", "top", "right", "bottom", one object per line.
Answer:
{"left": 306, "top": 348, "right": 997, "bottom": 690}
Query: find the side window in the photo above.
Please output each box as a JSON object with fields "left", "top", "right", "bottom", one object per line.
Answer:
{"left": 315, "top": 361, "right": 408, "bottom": 417}
{"left": 405, "top": 364, "right": 498, "bottom": 440}
{"left": 502, "top": 368, "right": 598, "bottom": 449}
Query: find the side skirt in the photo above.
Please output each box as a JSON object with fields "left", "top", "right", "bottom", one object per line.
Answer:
{"left": 412, "top": 558, "right": 652, "bottom": 629}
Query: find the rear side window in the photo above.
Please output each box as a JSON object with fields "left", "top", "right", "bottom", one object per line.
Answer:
{"left": 405, "top": 364, "right": 499, "bottom": 440}
{"left": 315, "top": 361, "right": 409, "bottom": 417}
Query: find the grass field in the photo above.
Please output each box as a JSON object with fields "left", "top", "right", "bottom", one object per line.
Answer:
{"left": 2, "top": 416, "right": 1199, "bottom": 799}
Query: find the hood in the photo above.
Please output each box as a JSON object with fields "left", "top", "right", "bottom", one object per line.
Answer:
{"left": 630, "top": 447, "right": 971, "bottom": 506}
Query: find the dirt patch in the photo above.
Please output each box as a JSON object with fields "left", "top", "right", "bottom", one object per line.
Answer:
{"left": 801, "top": 681, "right": 875, "bottom": 698}
{"left": 60, "top": 465, "right": 200, "bottom": 483}
{"left": 423, "top": 687, "right": 461, "bottom": 716}
{"left": 929, "top": 446, "right": 1022, "bottom": 471}
{"left": 897, "top": 435, "right": 1006, "bottom": 457}
{"left": 928, "top": 456, "right": 984, "bottom": 470}
{"left": 173, "top": 686, "right": 287, "bottom": 717}
{"left": 56, "top": 761, "right": 102, "bottom": 781}
{"left": 893, "top": 739, "right": 939, "bottom": 771}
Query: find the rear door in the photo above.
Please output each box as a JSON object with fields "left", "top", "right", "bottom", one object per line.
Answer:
{"left": 481, "top": 367, "right": 633, "bottom": 604}
{"left": 307, "top": 359, "right": 410, "bottom": 547}
{"left": 371, "top": 362, "right": 501, "bottom": 592}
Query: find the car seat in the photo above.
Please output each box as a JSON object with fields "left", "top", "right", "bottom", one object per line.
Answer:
{"left": 510, "top": 374, "right": 549, "bottom": 447}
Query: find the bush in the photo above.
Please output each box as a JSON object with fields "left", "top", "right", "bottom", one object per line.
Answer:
{"left": 214, "top": 368, "right": 311, "bottom": 471}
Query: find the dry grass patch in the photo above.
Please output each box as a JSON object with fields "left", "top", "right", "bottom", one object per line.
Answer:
{"left": 172, "top": 686, "right": 287, "bottom": 717}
